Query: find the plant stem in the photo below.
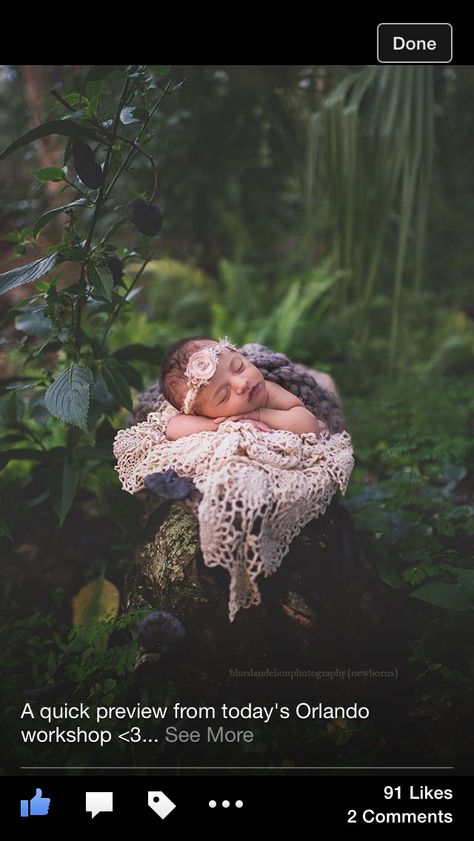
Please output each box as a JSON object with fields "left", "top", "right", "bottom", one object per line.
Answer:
{"left": 16, "top": 420, "right": 47, "bottom": 451}
{"left": 100, "top": 256, "right": 153, "bottom": 350}
{"left": 63, "top": 177, "right": 91, "bottom": 201}
{"left": 71, "top": 73, "right": 137, "bottom": 360}
{"left": 104, "top": 72, "right": 176, "bottom": 203}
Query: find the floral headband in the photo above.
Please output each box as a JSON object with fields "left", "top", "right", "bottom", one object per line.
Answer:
{"left": 181, "top": 336, "right": 237, "bottom": 414}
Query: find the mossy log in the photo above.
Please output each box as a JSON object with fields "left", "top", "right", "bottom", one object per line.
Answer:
{"left": 125, "top": 498, "right": 386, "bottom": 700}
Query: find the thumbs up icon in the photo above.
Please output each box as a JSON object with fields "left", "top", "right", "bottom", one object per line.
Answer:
{"left": 20, "top": 788, "right": 51, "bottom": 817}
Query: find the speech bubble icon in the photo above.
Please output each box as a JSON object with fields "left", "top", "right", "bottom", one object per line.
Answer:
{"left": 148, "top": 790, "right": 176, "bottom": 819}
{"left": 86, "top": 791, "right": 113, "bottom": 819}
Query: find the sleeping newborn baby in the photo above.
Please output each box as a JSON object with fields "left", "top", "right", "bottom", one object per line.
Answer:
{"left": 161, "top": 335, "right": 325, "bottom": 440}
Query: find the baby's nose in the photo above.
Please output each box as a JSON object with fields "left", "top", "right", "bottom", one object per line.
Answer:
{"left": 234, "top": 375, "right": 249, "bottom": 393}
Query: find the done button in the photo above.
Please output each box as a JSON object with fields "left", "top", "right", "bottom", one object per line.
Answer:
{"left": 377, "top": 23, "right": 453, "bottom": 63}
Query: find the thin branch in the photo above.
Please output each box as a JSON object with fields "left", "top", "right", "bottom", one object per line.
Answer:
{"left": 103, "top": 71, "right": 176, "bottom": 203}
{"left": 100, "top": 256, "right": 153, "bottom": 349}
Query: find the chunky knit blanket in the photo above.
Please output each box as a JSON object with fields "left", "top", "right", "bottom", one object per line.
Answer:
{"left": 114, "top": 396, "right": 354, "bottom": 622}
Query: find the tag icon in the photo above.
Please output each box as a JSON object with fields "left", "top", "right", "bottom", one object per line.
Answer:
{"left": 148, "top": 790, "right": 176, "bottom": 819}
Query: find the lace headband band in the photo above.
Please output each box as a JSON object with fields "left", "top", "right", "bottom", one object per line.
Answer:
{"left": 181, "top": 336, "right": 237, "bottom": 414}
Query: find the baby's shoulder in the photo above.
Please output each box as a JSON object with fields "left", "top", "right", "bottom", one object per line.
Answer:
{"left": 264, "top": 380, "right": 304, "bottom": 410}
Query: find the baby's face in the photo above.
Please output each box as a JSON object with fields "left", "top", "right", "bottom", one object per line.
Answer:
{"left": 195, "top": 348, "right": 266, "bottom": 418}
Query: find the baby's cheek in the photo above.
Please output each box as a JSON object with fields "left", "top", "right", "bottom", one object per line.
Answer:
{"left": 202, "top": 404, "right": 225, "bottom": 419}
{"left": 237, "top": 396, "right": 251, "bottom": 411}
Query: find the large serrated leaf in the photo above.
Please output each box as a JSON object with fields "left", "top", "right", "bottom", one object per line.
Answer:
{"left": 0, "top": 120, "right": 101, "bottom": 162}
{"left": 0, "top": 253, "right": 61, "bottom": 296}
{"left": 44, "top": 364, "right": 93, "bottom": 432}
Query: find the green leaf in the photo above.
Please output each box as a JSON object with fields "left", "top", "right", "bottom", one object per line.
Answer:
{"left": 49, "top": 453, "right": 78, "bottom": 525}
{"left": 97, "top": 482, "right": 142, "bottom": 538}
{"left": 71, "top": 577, "right": 120, "bottom": 652}
{"left": 0, "top": 516, "right": 13, "bottom": 541}
{"left": 44, "top": 364, "right": 93, "bottom": 432}
{"left": 84, "top": 66, "right": 118, "bottom": 83}
{"left": 150, "top": 65, "right": 171, "bottom": 76}
{"left": 72, "top": 578, "right": 119, "bottom": 625}
{"left": 33, "top": 198, "right": 89, "bottom": 238}
{"left": 0, "top": 448, "right": 46, "bottom": 469}
{"left": 33, "top": 166, "right": 65, "bottom": 183}
{"left": 89, "top": 265, "right": 113, "bottom": 303}
{"left": 0, "top": 391, "right": 18, "bottom": 425}
{"left": 3, "top": 376, "right": 42, "bottom": 389}
{"left": 114, "top": 360, "right": 143, "bottom": 391}
{"left": 102, "top": 364, "right": 132, "bottom": 411}
{"left": 14, "top": 308, "right": 53, "bottom": 338}
{"left": 113, "top": 343, "right": 161, "bottom": 363}
{"left": 0, "top": 253, "right": 61, "bottom": 297}
{"left": 0, "top": 120, "right": 101, "bottom": 162}
{"left": 411, "top": 582, "right": 473, "bottom": 611}
{"left": 456, "top": 569, "right": 474, "bottom": 598}
{"left": 75, "top": 445, "right": 113, "bottom": 461}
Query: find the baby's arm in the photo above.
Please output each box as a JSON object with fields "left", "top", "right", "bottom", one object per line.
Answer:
{"left": 167, "top": 413, "right": 273, "bottom": 439}
{"left": 261, "top": 381, "right": 323, "bottom": 434}
{"left": 214, "top": 382, "right": 325, "bottom": 436}
{"left": 166, "top": 413, "right": 217, "bottom": 440}
{"left": 259, "top": 406, "right": 322, "bottom": 435}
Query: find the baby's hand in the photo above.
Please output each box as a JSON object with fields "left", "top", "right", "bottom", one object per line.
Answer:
{"left": 214, "top": 410, "right": 259, "bottom": 423}
{"left": 214, "top": 412, "right": 272, "bottom": 432}
{"left": 242, "top": 419, "right": 273, "bottom": 432}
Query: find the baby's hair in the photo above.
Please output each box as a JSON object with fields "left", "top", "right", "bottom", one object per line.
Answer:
{"left": 159, "top": 335, "right": 215, "bottom": 411}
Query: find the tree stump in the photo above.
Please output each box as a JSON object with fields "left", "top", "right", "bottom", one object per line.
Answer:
{"left": 125, "top": 497, "right": 385, "bottom": 702}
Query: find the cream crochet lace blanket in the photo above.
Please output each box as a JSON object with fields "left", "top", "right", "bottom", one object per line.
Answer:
{"left": 113, "top": 399, "right": 354, "bottom": 622}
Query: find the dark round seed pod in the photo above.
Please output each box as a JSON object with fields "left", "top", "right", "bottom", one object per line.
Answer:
{"left": 127, "top": 199, "right": 162, "bottom": 236}
{"left": 72, "top": 141, "right": 104, "bottom": 189}
{"left": 72, "top": 141, "right": 94, "bottom": 168}
{"left": 79, "top": 161, "right": 104, "bottom": 189}
{"left": 137, "top": 611, "right": 186, "bottom": 651}
{"left": 107, "top": 255, "right": 124, "bottom": 285}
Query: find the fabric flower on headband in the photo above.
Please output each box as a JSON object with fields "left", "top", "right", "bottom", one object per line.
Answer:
{"left": 181, "top": 337, "right": 236, "bottom": 414}
{"left": 186, "top": 351, "right": 216, "bottom": 381}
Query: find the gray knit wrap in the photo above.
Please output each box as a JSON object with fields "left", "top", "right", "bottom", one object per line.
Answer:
{"left": 133, "top": 342, "right": 344, "bottom": 434}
